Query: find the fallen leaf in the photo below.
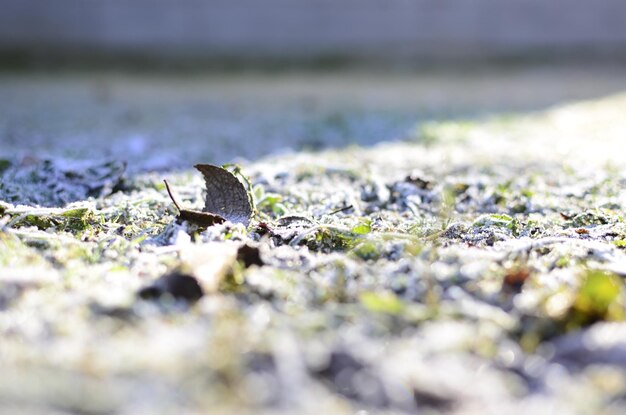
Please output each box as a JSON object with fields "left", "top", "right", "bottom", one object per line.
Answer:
{"left": 195, "top": 164, "right": 252, "bottom": 226}
{"left": 164, "top": 164, "right": 252, "bottom": 228}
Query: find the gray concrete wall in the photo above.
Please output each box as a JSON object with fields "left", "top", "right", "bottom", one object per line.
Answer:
{"left": 1, "top": 0, "right": 626, "bottom": 62}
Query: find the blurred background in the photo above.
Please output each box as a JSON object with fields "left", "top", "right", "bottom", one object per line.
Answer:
{"left": 3, "top": 0, "right": 626, "bottom": 67}
{"left": 1, "top": 0, "right": 626, "bottom": 170}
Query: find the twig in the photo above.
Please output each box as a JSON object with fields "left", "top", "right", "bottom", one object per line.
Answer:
{"left": 163, "top": 180, "right": 182, "bottom": 212}
{"left": 329, "top": 205, "right": 353, "bottom": 215}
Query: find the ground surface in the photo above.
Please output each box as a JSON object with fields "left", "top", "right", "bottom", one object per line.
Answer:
{"left": 1, "top": 66, "right": 626, "bottom": 415}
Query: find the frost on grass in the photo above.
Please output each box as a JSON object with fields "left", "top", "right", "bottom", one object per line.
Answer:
{"left": 0, "top": 158, "right": 126, "bottom": 207}
{"left": 2, "top": 94, "right": 626, "bottom": 414}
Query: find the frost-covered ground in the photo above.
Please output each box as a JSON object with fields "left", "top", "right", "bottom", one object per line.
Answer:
{"left": 1, "top": 67, "right": 626, "bottom": 415}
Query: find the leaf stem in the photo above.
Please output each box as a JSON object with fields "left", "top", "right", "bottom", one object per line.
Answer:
{"left": 163, "top": 180, "right": 182, "bottom": 212}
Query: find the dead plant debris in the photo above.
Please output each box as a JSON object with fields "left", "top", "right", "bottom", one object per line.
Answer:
{"left": 164, "top": 164, "right": 252, "bottom": 228}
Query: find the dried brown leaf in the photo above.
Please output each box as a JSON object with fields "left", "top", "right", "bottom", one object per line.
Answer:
{"left": 164, "top": 164, "right": 252, "bottom": 228}
{"left": 195, "top": 164, "right": 252, "bottom": 227}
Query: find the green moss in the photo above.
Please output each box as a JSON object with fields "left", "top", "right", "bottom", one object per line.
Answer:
{"left": 21, "top": 215, "right": 55, "bottom": 230}
{"left": 612, "top": 240, "right": 626, "bottom": 249}
{"left": 60, "top": 208, "right": 94, "bottom": 231}
{"left": 555, "top": 256, "right": 570, "bottom": 268}
{"left": 10, "top": 208, "right": 96, "bottom": 233}
{"left": 304, "top": 226, "right": 363, "bottom": 252}
{"left": 350, "top": 220, "right": 371, "bottom": 235}
{"left": 350, "top": 240, "right": 380, "bottom": 261}
{"left": 359, "top": 291, "right": 405, "bottom": 315}
{"left": 473, "top": 214, "right": 521, "bottom": 236}
{"left": 566, "top": 270, "right": 624, "bottom": 329}
{"left": 566, "top": 210, "right": 611, "bottom": 227}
